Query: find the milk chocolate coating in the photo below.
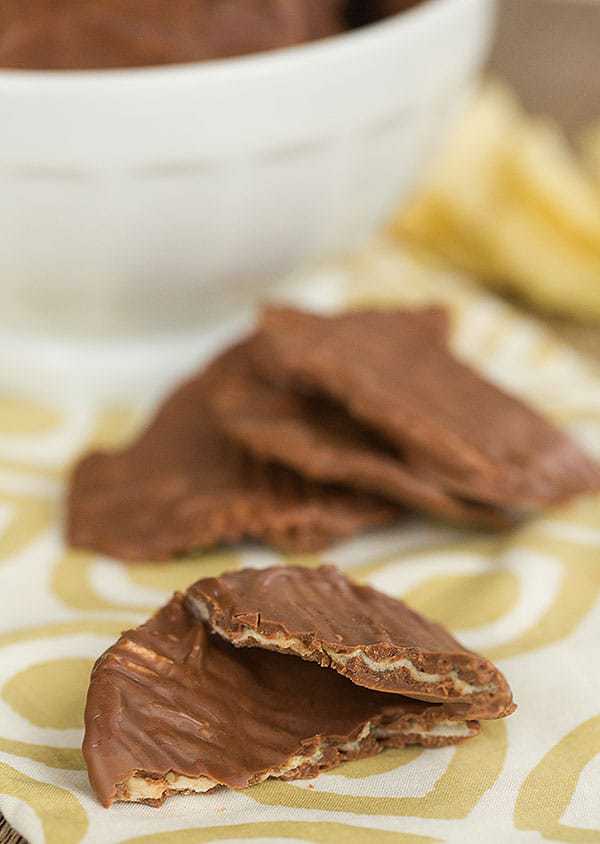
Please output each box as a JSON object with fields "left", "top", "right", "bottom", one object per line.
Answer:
{"left": 67, "top": 343, "right": 399, "bottom": 562}
{"left": 256, "top": 306, "right": 600, "bottom": 511}
{"left": 188, "top": 565, "right": 516, "bottom": 718}
{"left": 0, "top": 0, "right": 347, "bottom": 70}
{"left": 83, "top": 593, "right": 479, "bottom": 807}
{"left": 209, "top": 318, "right": 510, "bottom": 529}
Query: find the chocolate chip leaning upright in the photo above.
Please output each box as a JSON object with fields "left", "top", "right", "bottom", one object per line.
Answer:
{"left": 187, "top": 565, "right": 516, "bottom": 720}
{"left": 255, "top": 306, "right": 600, "bottom": 512}
{"left": 208, "top": 326, "right": 509, "bottom": 529}
{"left": 67, "top": 342, "right": 400, "bottom": 562}
{"left": 83, "top": 593, "right": 480, "bottom": 807}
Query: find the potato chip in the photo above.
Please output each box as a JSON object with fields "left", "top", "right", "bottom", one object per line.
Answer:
{"left": 504, "top": 120, "right": 600, "bottom": 252}
{"left": 486, "top": 201, "right": 600, "bottom": 321}
{"left": 393, "top": 83, "right": 600, "bottom": 322}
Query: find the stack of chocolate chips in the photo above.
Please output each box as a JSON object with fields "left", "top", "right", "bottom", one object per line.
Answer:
{"left": 83, "top": 565, "right": 516, "bottom": 807}
{"left": 68, "top": 306, "right": 600, "bottom": 562}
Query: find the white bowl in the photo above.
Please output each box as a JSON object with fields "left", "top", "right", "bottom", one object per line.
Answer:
{"left": 0, "top": 0, "right": 494, "bottom": 396}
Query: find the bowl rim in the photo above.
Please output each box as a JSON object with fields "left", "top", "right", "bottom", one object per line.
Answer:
{"left": 0, "top": 0, "right": 474, "bottom": 88}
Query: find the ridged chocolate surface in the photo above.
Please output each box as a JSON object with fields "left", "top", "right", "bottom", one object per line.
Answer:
{"left": 83, "top": 593, "right": 479, "bottom": 807}
{"left": 188, "top": 565, "right": 515, "bottom": 718}
{"left": 255, "top": 306, "right": 600, "bottom": 511}
{"left": 209, "top": 322, "right": 508, "bottom": 528}
{"left": 67, "top": 344, "right": 399, "bottom": 562}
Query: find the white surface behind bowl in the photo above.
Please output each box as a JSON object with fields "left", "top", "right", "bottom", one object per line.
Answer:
{"left": 0, "top": 0, "right": 493, "bottom": 395}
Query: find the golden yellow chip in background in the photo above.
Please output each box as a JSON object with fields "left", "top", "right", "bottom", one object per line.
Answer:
{"left": 392, "top": 84, "right": 600, "bottom": 323}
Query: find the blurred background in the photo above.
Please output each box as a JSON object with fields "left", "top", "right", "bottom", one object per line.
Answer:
{"left": 481, "top": 0, "right": 600, "bottom": 352}
{"left": 493, "top": 0, "right": 600, "bottom": 361}
{"left": 397, "top": 0, "right": 600, "bottom": 355}
{"left": 491, "top": 0, "right": 600, "bottom": 131}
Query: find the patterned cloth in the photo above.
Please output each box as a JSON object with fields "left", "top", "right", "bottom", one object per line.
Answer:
{"left": 1, "top": 239, "right": 599, "bottom": 844}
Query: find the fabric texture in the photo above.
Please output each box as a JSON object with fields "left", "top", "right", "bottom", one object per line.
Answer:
{"left": 0, "top": 239, "right": 599, "bottom": 844}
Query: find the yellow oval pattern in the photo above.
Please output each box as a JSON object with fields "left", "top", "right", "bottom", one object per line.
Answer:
{"left": 127, "top": 552, "right": 241, "bottom": 593}
{"left": 349, "top": 534, "right": 502, "bottom": 583}
{"left": 0, "top": 492, "right": 54, "bottom": 565}
{"left": 0, "top": 762, "right": 87, "bottom": 844}
{"left": 51, "top": 549, "right": 242, "bottom": 615}
{"left": 51, "top": 550, "right": 156, "bottom": 615}
{"left": 251, "top": 721, "right": 507, "bottom": 818}
{"left": 0, "top": 738, "right": 84, "bottom": 771}
{"left": 123, "top": 821, "right": 439, "bottom": 844}
{"left": 515, "top": 715, "right": 600, "bottom": 843}
{"left": 0, "top": 398, "right": 62, "bottom": 436}
{"left": 337, "top": 747, "right": 422, "bottom": 780}
{"left": 403, "top": 570, "right": 519, "bottom": 631}
{"left": 486, "top": 535, "right": 600, "bottom": 661}
{"left": 0, "top": 618, "right": 132, "bottom": 650}
{"left": 86, "top": 405, "right": 142, "bottom": 451}
{"left": 2, "top": 658, "right": 94, "bottom": 730}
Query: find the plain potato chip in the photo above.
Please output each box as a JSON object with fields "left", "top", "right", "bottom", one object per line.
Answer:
{"left": 394, "top": 83, "right": 600, "bottom": 322}
{"left": 487, "top": 199, "right": 600, "bottom": 321}
{"left": 503, "top": 120, "right": 600, "bottom": 254}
